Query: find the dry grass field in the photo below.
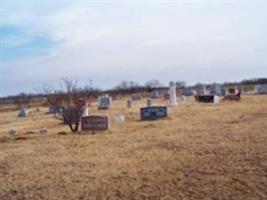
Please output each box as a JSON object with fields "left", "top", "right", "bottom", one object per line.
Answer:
{"left": 0, "top": 96, "right": 267, "bottom": 200}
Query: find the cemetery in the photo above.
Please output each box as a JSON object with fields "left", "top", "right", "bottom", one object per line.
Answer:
{"left": 0, "top": 89, "right": 267, "bottom": 200}
{"left": 2, "top": 0, "right": 266, "bottom": 198}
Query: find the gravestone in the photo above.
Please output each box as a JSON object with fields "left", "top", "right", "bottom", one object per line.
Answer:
{"left": 127, "top": 99, "right": 132, "bottom": 108}
{"left": 81, "top": 116, "right": 109, "bottom": 131}
{"left": 195, "top": 95, "right": 215, "bottom": 103}
{"left": 213, "top": 95, "right": 220, "bottom": 104}
{"left": 223, "top": 92, "right": 241, "bottom": 101}
{"left": 140, "top": 106, "right": 168, "bottom": 120}
{"left": 82, "top": 102, "right": 89, "bottom": 117}
{"left": 98, "top": 95, "right": 111, "bottom": 110}
{"left": 18, "top": 107, "right": 27, "bottom": 118}
{"left": 47, "top": 106, "right": 56, "bottom": 114}
{"left": 203, "top": 85, "right": 209, "bottom": 95}
{"left": 169, "top": 81, "right": 177, "bottom": 106}
{"left": 256, "top": 84, "right": 267, "bottom": 94}
{"left": 147, "top": 98, "right": 152, "bottom": 107}
{"left": 210, "top": 83, "right": 222, "bottom": 96}
{"left": 229, "top": 88, "right": 236, "bottom": 94}
{"left": 181, "top": 95, "right": 186, "bottom": 102}
{"left": 150, "top": 90, "right": 159, "bottom": 99}
{"left": 114, "top": 115, "right": 125, "bottom": 124}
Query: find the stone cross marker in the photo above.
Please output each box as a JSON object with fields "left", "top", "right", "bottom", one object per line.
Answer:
{"left": 140, "top": 106, "right": 168, "bottom": 120}
{"left": 81, "top": 116, "right": 109, "bottom": 131}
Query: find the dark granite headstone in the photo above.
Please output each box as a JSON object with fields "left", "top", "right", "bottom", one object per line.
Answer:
{"left": 195, "top": 95, "right": 214, "bottom": 103}
{"left": 140, "top": 106, "right": 168, "bottom": 120}
{"left": 81, "top": 116, "right": 109, "bottom": 131}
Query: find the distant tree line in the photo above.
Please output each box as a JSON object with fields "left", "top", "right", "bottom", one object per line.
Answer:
{"left": 223, "top": 78, "right": 267, "bottom": 86}
{"left": 1, "top": 77, "right": 266, "bottom": 103}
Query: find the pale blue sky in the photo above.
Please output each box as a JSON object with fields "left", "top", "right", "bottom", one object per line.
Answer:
{"left": 1, "top": 0, "right": 267, "bottom": 96}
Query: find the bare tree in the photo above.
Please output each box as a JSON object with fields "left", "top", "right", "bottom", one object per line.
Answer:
{"left": 44, "top": 78, "right": 87, "bottom": 133}
{"left": 113, "top": 80, "right": 142, "bottom": 97}
{"left": 13, "top": 93, "right": 31, "bottom": 109}
{"left": 145, "top": 79, "right": 162, "bottom": 88}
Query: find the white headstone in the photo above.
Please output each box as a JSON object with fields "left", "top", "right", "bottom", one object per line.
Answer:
{"left": 213, "top": 95, "right": 220, "bottom": 104}
{"left": 181, "top": 95, "right": 186, "bottom": 102}
{"left": 203, "top": 85, "right": 207, "bottom": 95}
{"left": 169, "top": 81, "right": 177, "bottom": 106}
{"left": 114, "top": 115, "right": 125, "bottom": 124}
{"left": 82, "top": 103, "right": 89, "bottom": 117}
{"left": 48, "top": 106, "right": 56, "bottom": 114}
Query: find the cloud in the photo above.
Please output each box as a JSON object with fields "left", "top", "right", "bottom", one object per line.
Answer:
{"left": 1, "top": 1, "right": 267, "bottom": 96}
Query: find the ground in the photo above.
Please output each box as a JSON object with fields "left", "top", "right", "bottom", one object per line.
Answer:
{"left": 0, "top": 96, "right": 267, "bottom": 200}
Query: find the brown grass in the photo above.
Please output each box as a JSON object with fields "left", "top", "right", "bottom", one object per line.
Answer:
{"left": 0, "top": 96, "right": 267, "bottom": 200}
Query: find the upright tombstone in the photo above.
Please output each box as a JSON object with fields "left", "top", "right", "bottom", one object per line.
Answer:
{"left": 47, "top": 106, "right": 56, "bottom": 114}
{"left": 213, "top": 95, "right": 220, "bottom": 104}
{"left": 150, "top": 90, "right": 159, "bottom": 99}
{"left": 98, "top": 95, "right": 111, "bottom": 110}
{"left": 140, "top": 106, "right": 168, "bottom": 120}
{"left": 210, "top": 83, "right": 222, "bottom": 96}
{"left": 169, "top": 81, "right": 177, "bottom": 106}
{"left": 127, "top": 99, "right": 132, "bottom": 108}
{"left": 81, "top": 116, "right": 109, "bottom": 131}
{"left": 195, "top": 95, "right": 214, "bottom": 103}
{"left": 18, "top": 107, "right": 27, "bottom": 118}
{"left": 181, "top": 95, "right": 186, "bottom": 102}
{"left": 147, "top": 98, "right": 152, "bottom": 107}
{"left": 82, "top": 102, "right": 89, "bottom": 117}
{"left": 203, "top": 85, "right": 209, "bottom": 95}
{"left": 256, "top": 84, "right": 267, "bottom": 94}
